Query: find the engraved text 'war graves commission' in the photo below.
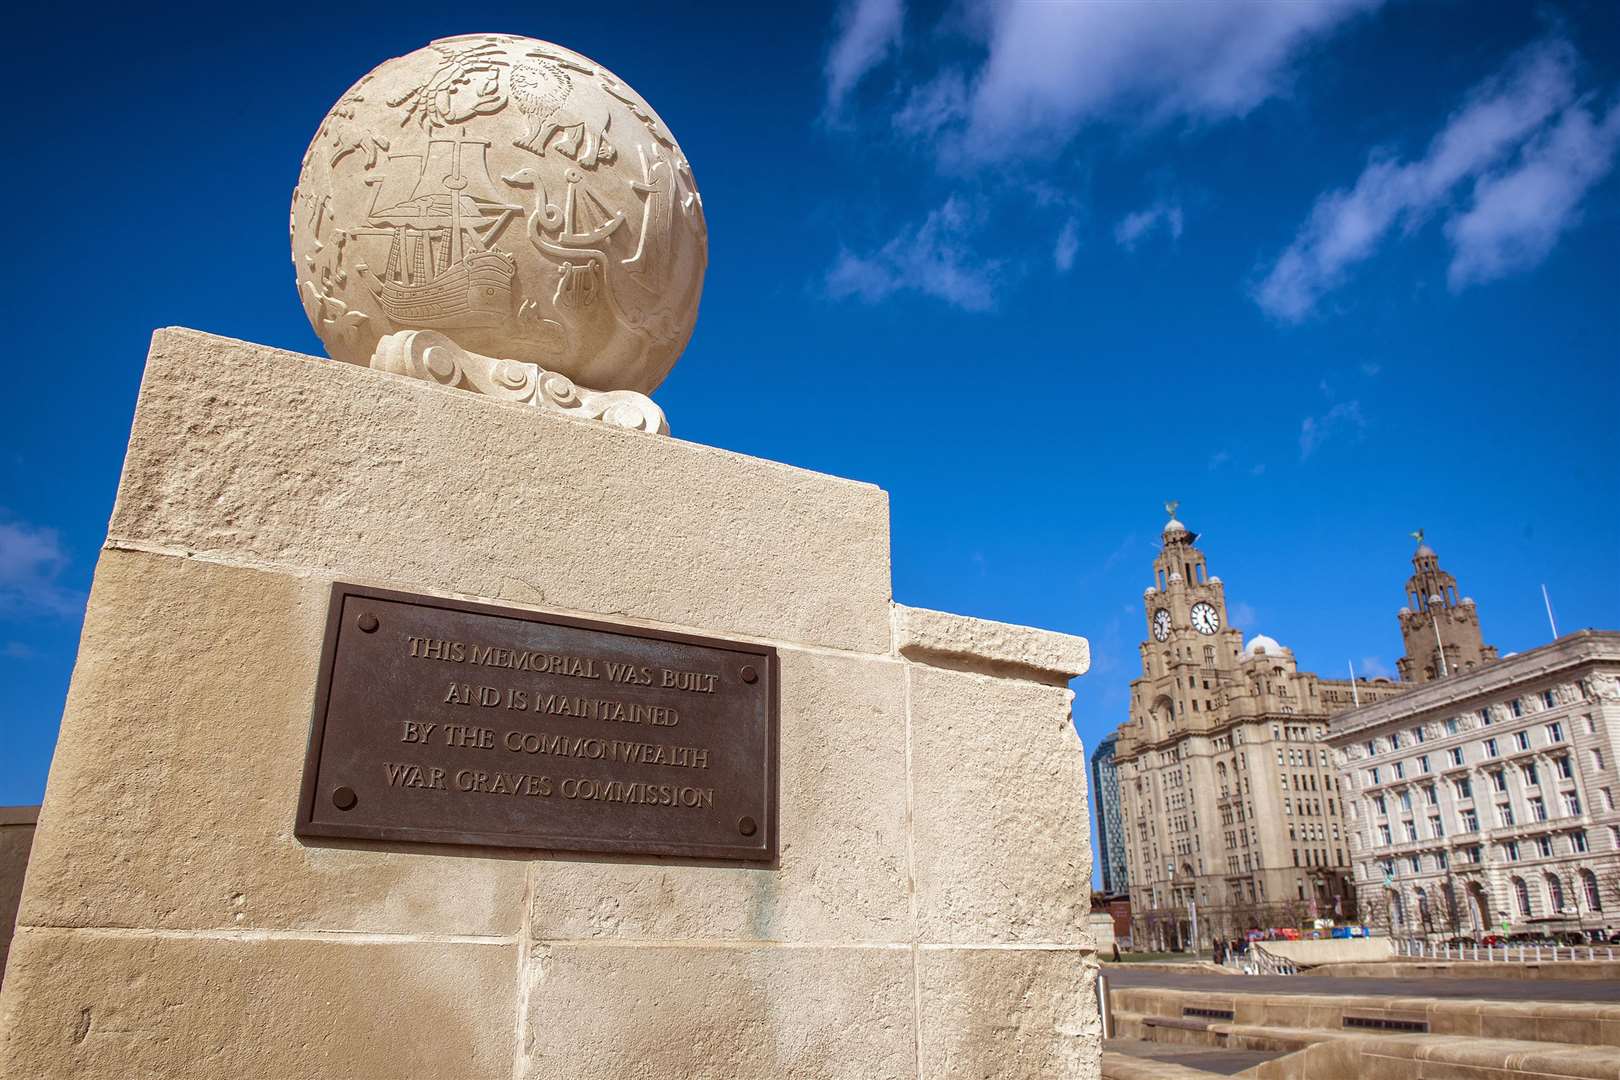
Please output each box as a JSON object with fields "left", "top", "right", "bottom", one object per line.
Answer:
{"left": 296, "top": 584, "right": 776, "bottom": 862}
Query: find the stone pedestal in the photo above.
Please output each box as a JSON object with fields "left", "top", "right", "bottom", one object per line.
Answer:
{"left": 0, "top": 329, "right": 1098, "bottom": 1079}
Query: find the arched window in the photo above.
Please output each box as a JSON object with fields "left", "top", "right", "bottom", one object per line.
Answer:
{"left": 1415, "top": 887, "right": 1431, "bottom": 929}
{"left": 1546, "top": 874, "right": 1565, "bottom": 913}
{"left": 1581, "top": 869, "right": 1602, "bottom": 912}
{"left": 1390, "top": 890, "right": 1405, "bottom": 927}
{"left": 1513, "top": 877, "right": 1531, "bottom": 918}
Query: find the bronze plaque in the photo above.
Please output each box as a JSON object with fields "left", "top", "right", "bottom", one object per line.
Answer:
{"left": 296, "top": 583, "right": 777, "bottom": 862}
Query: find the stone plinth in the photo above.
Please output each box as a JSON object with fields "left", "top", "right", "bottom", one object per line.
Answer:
{"left": 0, "top": 329, "right": 1098, "bottom": 1079}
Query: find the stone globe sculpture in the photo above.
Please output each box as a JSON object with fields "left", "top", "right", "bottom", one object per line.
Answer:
{"left": 291, "top": 34, "right": 706, "bottom": 433}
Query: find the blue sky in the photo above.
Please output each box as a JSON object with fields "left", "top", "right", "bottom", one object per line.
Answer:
{"left": 3, "top": 3, "right": 1617, "bottom": 886}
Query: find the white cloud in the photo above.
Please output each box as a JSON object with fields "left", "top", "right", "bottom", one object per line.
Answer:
{"left": 1359, "top": 655, "right": 1393, "bottom": 679}
{"left": 1208, "top": 449, "right": 1232, "bottom": 470}
{"left": 1255, "top": 38, "right": 1608, "bottom": 321}
{"left": 1230, "top": 601, "right": 1259, "bottom": 629}
{"left": 893, "top": 70, "right": 967, "bottom": 138}
{"left": 1447, "top": 93, "right": 1620, "bottom": 288}
{"left": 0, "top": 517, "right": 79, "bottom": 617}
{"left": 1299, "top": 400, "right": 1365, "bottom": 459}
{"left": 825, "top": 196, "right": 1002, "bottom": 311}
{"left": 825, "top": 0, "right": 905, "bottom": 114}
{"left": 1115, "top": 201, "right": 1184, "bottom": 251}
{"left": 947, "top": 0, "right": 1381, "bottom": 161}
{"left": 1053, "top": 217, "right": 1081, "bottom": 271}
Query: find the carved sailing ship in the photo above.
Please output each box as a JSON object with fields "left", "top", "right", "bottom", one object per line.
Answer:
{"left": 352, "top": 136, "right": 521, "bottom": 328}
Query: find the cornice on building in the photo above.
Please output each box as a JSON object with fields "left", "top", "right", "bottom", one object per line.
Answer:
{"left": 1327, "top": 629, "right": 1620, "bottom": 740}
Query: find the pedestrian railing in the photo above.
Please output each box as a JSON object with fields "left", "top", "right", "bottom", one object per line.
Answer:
{"left": 1395, "top": 938, "right": 1617, "bottom": 963}
{"left": 1249, "top": 943, "right": 1298, "bottom": 976}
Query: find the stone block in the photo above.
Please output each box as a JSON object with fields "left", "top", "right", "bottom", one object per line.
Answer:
{"left": 895, "top": 606, "right": 1090, "bottom": 686}
{"left": 522, "top": 943, "right": 915, "bottom": 1078}
{"left": 19, "top": 549, "right": 527, "bottom": 936}
{"left": 109, "top": 329, "right": 892, "bottom": 655}
{"left": 917, "top": 946, "right": 1098, "bottom": 1079}
{"left": 908, "top": 665, "right": 1089, "bottom": 943}
{"left": 0, "top": 928, "right": 515, "bottom": 1079}
{"left": 527, "top": 647, "right": 910, "bottom": 942}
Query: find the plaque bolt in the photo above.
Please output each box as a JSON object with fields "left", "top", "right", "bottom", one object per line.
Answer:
{"left": 740, "top": 665, "right": 758, "bottom": 684}
{"left": 357, "top": 613, "right": 379, "bottom": 633}
{"left": 332, "top": 786, "right": 358, "bottom": 810}
{"left": 738, "top": 816, "right": 758, "bottom": 837}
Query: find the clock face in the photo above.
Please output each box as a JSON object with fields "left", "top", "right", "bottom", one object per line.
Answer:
{"left": 1191, "top": 601, "right": 1220, "bottom": 635}
{"left": 1152, "top": 608, "right": 1172, "bottom": 641}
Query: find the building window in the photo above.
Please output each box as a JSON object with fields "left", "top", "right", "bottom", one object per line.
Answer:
{"left": 1581, "top": 869, "right": 1602, "bottom": 911}
{"left": 1429, "top": 814, "right": 1443, "bottom": 837}
{"left": 1603, "top": 788, "right": 1615, "bottom": 811}
{"left": 1541, "top": 689, "right": 1556, "bottom": 709}
{"left": 1394, "top": 760, "right": 1405, "bottom": 779}
{"left": 1592, "top": 749, "right": 1606, "bottom": 771}
{"left": 1374, "top": 795, "right": 1387, "bottom": 815}
{"left": 1572, "top": 830, "right": 1589, "bottom": 853}
{"left": 1490, "top": 770, "right": 1507, "bottom": 793}
{"left": 1546, "top": 721, "right": 1564, "bottom": 743}
{"left": 1484, "top": 738, "right": 1499, "bottom": 758}
{"left": 1530, "top": 797, "right": 1547, "bottom": 822}
{"left": 1408, "top": 855, "right": 1421, "bottom": 873}
{"left": 1378, "top": 824, "right": 1392, "bottom": 846}
{"left": 1369, "top": 766, "right": 1381, "bottom": 785}
{"left": 1536, "top": 835, "right": 1553, "bottom": 858}
{"left": 1399, "top": 791, "right": 1413, "bottom": 811}
{"left": 1522, "top": 763, "right": 1539, "bottom": 786}
{"left": 1449, "top": 747, "right": 1465, "bottom": 767}
{"left": 1454, "top": 777, "right": 1472, "bottom": 799}
{"left": 1412, "top": 726, "right": 1426, "bottom": 744}
{"left": 1467, "top": 845, "right": 1482, "bottom": 864}
{"left": 1479, "top": 707, "right": 1494, "bottom": 726}
{"left": 1547, "top": 874, "right": 1565, "bottom": 911}
{"left": 1423, "top": 784, "right": 1437, "bottom": 805}
{"left": 1498, "top": 804, "right": 1515, "bottom": 827}
{"left": 1564, "top": 792, "right": 1582, "bottom": 816}
{"left": 1506, "top": 840, "right": 1522, "bottom": 862}
{"left": 1510, "top": 698, "right": 1524, "bottom": 718}
{"left": 1364, "top": 739, "right": 1376, "bottom": 756}
{"left": 1445, "top": 718, "right": 1459, "bottom": 735}
{"left": 1403, "top": 820, "right": 1418, "bottom": 842}
{"left": 1514, "top": 731, "right": 1531, "bottom": 752}
{"left": 1459, "top": 808, "right": 1478, "bottom": 832}
{"left": 1513, "top": 877, "right": 1531, "bottom": 916}
{"left": 1418, "top": 754, "right": 1430, "bottom": 773}
{"left": 1557, "top": 756, "right": 1574, "bottom": 780}
{"left": 1391, "top": 732, "right": 1403, "bottom": 750}
{"left": 1436, "top": 849, "right": 1448, "bottom": 869}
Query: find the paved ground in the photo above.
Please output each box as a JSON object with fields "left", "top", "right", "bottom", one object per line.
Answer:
{"left": 1104, "top": 965, "right": 1620, "bottom": 1002}
{"left": 1102, "top": 1038, "right": 1283, "bottom": 1075}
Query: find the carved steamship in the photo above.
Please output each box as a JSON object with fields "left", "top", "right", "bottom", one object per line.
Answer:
{"left": 353, "top": 136, "right": 521, "bottom": 328}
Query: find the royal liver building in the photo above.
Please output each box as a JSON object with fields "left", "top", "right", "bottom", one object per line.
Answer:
{"left": 1110, "top": 507, "right": 1406, "bottom": 950}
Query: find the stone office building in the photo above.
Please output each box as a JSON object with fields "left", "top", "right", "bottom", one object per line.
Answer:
{"left": 1331, "top": 626, "right": 1620, "bottom": 940}
{"left": 1109, "top": 509, "right": 1404, "bottom": 950}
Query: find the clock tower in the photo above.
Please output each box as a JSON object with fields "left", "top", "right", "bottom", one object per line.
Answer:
{"left": 1135, "top": 503, "right": 1246, "bottom": 740}
{"left": 1110, "top": 504, "right": 1394, "bottom": 951}
{"left": 1395, "top": 533, "right": 1498, "bottom": 683}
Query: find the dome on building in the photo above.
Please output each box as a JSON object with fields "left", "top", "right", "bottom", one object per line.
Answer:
{"left": 1208, "top": 575, "right": 1221, "bottom": 585}
{"left": 1163, "top": 518, "right": 1189, "bottom": 539}
{"left": 1243, "top": 634, "right": 1285, "bottom": 657}
{"left": 1399, "top": 606, "right": 1412, "bottom": 616}
{"left": 1461, "top": 596, "right": 1475, "bottom": 606}
{"left": 1167, "top": 572, "right": 1182, "bottom": 584}
{"left": 1416, "top": 543, "right": 1436, "bottom": 557}
{"left": 1144, "top": 586, "right": 1157, "bottom": 597}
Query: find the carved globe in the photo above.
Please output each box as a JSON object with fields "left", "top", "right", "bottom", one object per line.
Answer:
{"left": 291, "top": 34, "right": 706, "bottom": 395}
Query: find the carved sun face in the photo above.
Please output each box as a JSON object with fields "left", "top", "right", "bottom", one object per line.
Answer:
{"left": 1152, "top": 608, "right": 1171, "bottom": 641}
{"left": 1191, "top": 601, "right": 1220, "bottom": 635}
